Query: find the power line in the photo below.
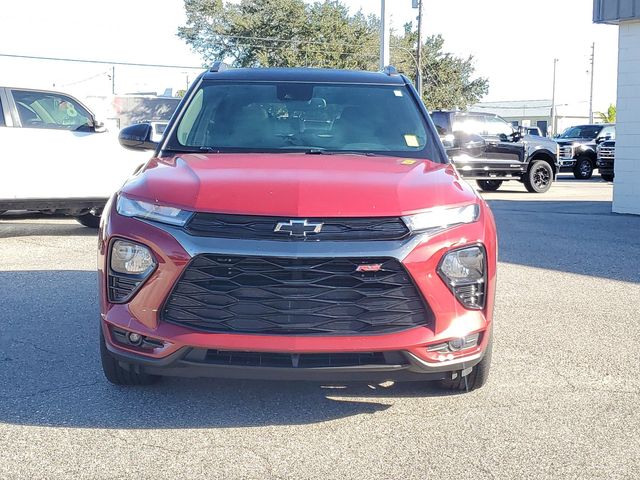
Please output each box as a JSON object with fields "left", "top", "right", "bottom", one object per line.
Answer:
{"left": 0, "top": 53, "right": 204, "bottom": 70}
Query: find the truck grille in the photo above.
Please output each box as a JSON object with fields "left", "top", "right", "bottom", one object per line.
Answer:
{"left": 558, "top": 145, "right": 574, "bottom": 159}
{"left": 597, "top": 146, "right": 615, "bottom": 160}
{"left": 185, "top": 213, "right": 409, "bottom": 241}
{"left": 162, "top": 255, "right": 432, "bottom": 335}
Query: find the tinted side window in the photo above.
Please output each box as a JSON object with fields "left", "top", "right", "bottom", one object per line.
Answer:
{"left": 12, "top": 90, "right": 91, "bottom": 131}
{"left": 430, "top": 112, "right": 450, "bottom": 135}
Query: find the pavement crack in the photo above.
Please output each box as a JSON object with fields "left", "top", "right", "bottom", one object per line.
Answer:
{"left": 103, "top": 431, "right": 187, "bottom": 455}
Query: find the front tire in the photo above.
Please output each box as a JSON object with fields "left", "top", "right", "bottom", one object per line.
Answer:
{"left": 601, "top": 173, "right": 614, "bottom": 182}
{"left": 76, "top": 212, "right": 101, "bottom": 228}
{"left": 476, "top": 180, "right": 503, "bottom": 192}
{"left": 100, "top": 329, "right": 159, "bottom": 386}
{"left": 439, "top": 333, "right": 493, "bottom": 392}
{"left": 524, "top": 160, "right": 553, "bottom": 193}
{"left": 573, "top": 156, "right": 594, "bottom": 180}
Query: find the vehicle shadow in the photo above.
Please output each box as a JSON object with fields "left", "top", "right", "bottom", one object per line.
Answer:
{"left": 0, "top": 270, "right": 450, "bottom": 430}
{"left": 0, "top": 214, "right": 96, "bottom": 239}
{"left": 488, "top": 199, "right": 640, "bottom": 284}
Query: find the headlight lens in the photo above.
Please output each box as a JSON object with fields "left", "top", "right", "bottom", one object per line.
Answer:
{"left": 110, "top": 239, "right": 155, "bottom": 275}
{"left": 116, "top": 195, "right": 192, "bottom": 226}
{"left": 403, "top": 204, "right": 480, "bottom": 233}
{"left": 438, "top": 245, "right": 486, "bottom": 309}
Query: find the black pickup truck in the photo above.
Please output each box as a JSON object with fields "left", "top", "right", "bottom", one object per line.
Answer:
{"left": 431, "top": 111, "right": 559, "bottom": 193}
{"left": 555, "top": 124, "right": 615, "bottom": 179}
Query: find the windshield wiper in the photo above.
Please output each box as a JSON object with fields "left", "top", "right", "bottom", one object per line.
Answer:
{"left": 305, "top": 149, "right": 378, "bottom": 156}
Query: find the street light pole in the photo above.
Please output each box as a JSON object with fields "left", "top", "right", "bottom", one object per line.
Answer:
{"left": 415, "top": 0, "right": 423, "bottom": 98}
{"left": 379, "top": 0, "right": 390, "bottom": 69}
{"left": 551, "top": 58, "right": 558, "bottom": 136}
{"left": 589, "top": 42, "right": 595, "bottom": 123}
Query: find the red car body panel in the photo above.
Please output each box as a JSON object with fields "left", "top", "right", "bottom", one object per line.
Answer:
{"left": 121, "top": 153, "right": 477, "bottom": 216}
{"left": 99, "top": 153, "right": 496, "bottom": 373}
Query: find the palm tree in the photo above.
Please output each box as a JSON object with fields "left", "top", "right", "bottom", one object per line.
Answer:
{"left": 597, "top": 104, "right": 616, "bottom": 123}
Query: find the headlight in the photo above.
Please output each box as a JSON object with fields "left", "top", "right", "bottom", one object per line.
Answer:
{"left": 116, "top": 195, "right": 192, "bottom": 226}
{"left": 110, "top": 239, "right": 155, "bottom": 275}
{"left": 438, "top": 245, "right": 486, "bottom": 309}
{"left": 403, "top": 204, "right": 479, "bottom": 233}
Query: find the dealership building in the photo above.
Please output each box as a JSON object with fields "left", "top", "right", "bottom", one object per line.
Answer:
{"left": 594, "top": 0, "right": 640, "bottom": 214}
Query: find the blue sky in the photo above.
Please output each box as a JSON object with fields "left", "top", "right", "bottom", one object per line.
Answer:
{"left": 0, "top": 0, "right": 619, "bottom": 114}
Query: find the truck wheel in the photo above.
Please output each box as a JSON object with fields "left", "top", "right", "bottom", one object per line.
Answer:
{"left": 76, "top": 212, "right": 101, "bottom": 228}
{"left": 439, "top": 333, "right": 493, "bottom": 392}
{"left": 601, "top": 173, "right": 614, "bottom": 182}
{"left": 573, "top": 156, "right": 594, "bottom": 179}
{"left": 100, "top": 329, "right": 159, "bottom": 386}
{"left": 524, "top": 160, "right": 553, "bottom": 193}
{"left": 476, "top": 180, "right": 503, "bottom": 192}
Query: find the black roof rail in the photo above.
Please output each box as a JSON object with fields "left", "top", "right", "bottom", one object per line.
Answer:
{"left": 382, "top": 65, "right": 399, "bottom": 76}
{"left": 209, "top": 61, "right": 229, "bottom": 73}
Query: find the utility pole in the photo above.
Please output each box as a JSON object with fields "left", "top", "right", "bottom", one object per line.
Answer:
{"left": 589, "top": 42, "right": 595, "bottom": 123}
{"left": 379, "top": 0, "right": 390, "bottom": 69}
{"left": 111, "top": 66, "right": 115, "bottom": 95}
{"left": 551, "top": 58, "right": 558, "bottom": 136}
{"left": 414, "top": 0, "right": 423, "bottom": 98}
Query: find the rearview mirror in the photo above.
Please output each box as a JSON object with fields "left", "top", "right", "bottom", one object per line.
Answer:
{"left": 91, "top": 119, "right": 107, "bottom": 133}
{"left": 118, "top": 123, "right": 158, "bottom": 151}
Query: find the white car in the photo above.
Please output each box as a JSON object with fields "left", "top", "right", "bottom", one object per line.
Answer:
{"left": 0, "top": 87, "right": 149, "bottom": 227}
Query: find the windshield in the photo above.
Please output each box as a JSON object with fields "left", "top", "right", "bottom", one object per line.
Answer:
{"left": 166, "top": 81, "right": 440, "bottom": 160}
{"left": 558, "top": 125, "right": 602, "bottom": 139}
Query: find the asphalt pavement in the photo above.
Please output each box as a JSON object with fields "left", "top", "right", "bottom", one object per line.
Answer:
{"left": 0, "top": 175, "right": 639, "bottom": 480}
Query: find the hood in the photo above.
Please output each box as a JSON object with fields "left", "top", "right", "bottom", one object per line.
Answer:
{"left": 555, "top": 138, "right": 595, "bottom": 146}
{"left": 120, "top": 153, "right": 478, "bottom": 217}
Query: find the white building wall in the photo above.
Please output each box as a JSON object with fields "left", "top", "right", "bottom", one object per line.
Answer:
{"left": 614, "top": 20, "right": 640, "bottom": 214}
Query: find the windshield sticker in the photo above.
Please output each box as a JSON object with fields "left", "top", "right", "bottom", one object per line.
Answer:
{"left": 404, "top": 134, "right": 419, "bottom": 147}
{"left": 401, "top": 159, "right": 417, "bottom": 165}
{"left": 393, "top": 90, "right": 403, "bottom": 97}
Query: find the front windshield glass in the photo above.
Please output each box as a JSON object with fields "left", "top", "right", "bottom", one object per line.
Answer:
{"left": 558, "top": 125, "right": 602, "bottom": 139}
{"left": 168, "top": 81, "right": 438, "bottom": 160}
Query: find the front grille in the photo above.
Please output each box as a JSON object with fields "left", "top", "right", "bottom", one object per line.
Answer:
{"left": 162, "top": 255, "right": 432, "bottom": 335}
{"left": 597, "top": 146, "right": 615, "bottom": 160}
{"left": 185, "top": 213, "right": 410, "bottom": 241}
{"left": 558, "top": 145, "right": 574, "bottom": 159}
{"left": 183, "top": 349, "right": 407, "bottom": 368}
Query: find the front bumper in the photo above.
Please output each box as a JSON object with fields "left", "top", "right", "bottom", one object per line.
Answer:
{"left": 98, "top": 197, "right": 497, "bottom": 381}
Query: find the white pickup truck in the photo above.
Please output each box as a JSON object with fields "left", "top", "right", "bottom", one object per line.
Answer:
{"left": 0, "top": 87, "right": 149, "bottom": 227}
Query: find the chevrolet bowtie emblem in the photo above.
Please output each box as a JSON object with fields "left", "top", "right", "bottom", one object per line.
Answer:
{"left": 274, "top": 219, "right": 323, "bottom": 237}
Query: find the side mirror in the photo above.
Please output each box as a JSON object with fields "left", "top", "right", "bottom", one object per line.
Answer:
{"left": 447, "top": 131, "right": 486, "bottom": 158}
{"left": 92, "top": 119, "right": 107, "bottom": 133}
{"left": 118, "top": 123, "right": 158, "bottom": 151}
{"left": 596, "top": 135, "right": 611, "bottom": 144}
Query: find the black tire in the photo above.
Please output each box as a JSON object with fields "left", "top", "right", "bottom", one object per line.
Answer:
{"left": 476, "top": 180, "right": 503, "bottom": 192}
{"left": 76, "top": 212, "right": 101, "bottom": 228}
{"left": 601, "top": 173, "right": 614, "bottom": 182}
{"left": 100, "top": 330, "right": 159, "bottom": 386}
{"left": 573, "top": 156, "right": 594, "bottom": 180}
{"left": 524, "top": 160, "right": 553, "bottom": 193}
{"left": 439, "top": 333, "right": 493, "bottom": 392}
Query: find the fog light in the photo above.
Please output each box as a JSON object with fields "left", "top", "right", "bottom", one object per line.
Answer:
{"left": 437, "top": 245, "right": 486, "bottom": 309}
{"left": 448, "top": 338, "right": 465, "bottom": 351}
{"left": 128, "top": 332, "right": 142, "bottom": 345}
{"left": 428, "top": 332, "right": 481, "bottom": 353}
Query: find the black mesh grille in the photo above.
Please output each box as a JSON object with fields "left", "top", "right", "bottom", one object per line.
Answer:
{"left": 184, "top": 350, "right": 406, "bottom": 368}
{"left": 162, "top": 255, "right": 432, "bottom": 335}
{"left": 108, "top": 274, "right": 143, "bottom": 303}
{"left": 185, "top": 213, "right": 409, "bottom": 241}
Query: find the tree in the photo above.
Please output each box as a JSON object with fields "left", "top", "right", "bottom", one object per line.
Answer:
{"left": 597, "top": 104, "right": 616, "bottom": 123}
{"left": 178, "top": 0, "right": 488, "bottom": 109}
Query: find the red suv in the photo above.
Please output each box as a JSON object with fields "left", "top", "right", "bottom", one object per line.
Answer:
{"left": 99, "top": 64, "right": 497, "bottom": 392}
